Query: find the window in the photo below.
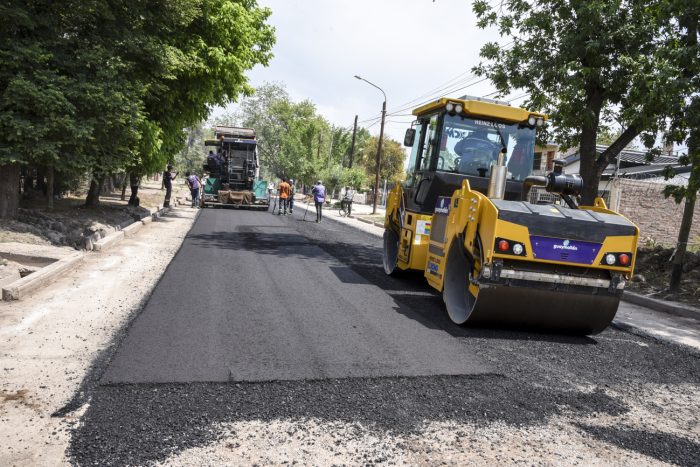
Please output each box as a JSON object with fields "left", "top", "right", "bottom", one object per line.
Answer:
{"left": 419, "top": 115, "right": 440, "bottom": 172}
{"left": 437, "top": 114, "right": 537, "bottom": 181}
{"left": 546, "top": 151, "right": 555, "bottom": 171}
{"left": 533, "top": 152, "right": 542, "bottom": 171}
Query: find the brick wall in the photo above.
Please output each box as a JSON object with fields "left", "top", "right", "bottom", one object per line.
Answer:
{"left": 615, "top": 179, "right": 699, "bottom": 246}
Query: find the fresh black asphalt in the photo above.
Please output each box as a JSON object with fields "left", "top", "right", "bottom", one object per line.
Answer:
{"left": 101, "top": 208, "right": 488, "bottom": 383}
{"left": 68, "top": 207, "right": 700, "bottom": 466}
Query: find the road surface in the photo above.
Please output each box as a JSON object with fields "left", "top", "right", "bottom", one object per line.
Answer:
{"left": 69, "top": 207, "right": 700, "bottom": 466}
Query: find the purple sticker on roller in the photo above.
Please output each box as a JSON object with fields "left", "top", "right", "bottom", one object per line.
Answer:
{"left": 530, "top": 236, "right": 602, "bottom": 265}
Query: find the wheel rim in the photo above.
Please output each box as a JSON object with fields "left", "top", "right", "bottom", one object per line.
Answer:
{"left": 383, "top": 229, "right": 400, "bottom": 275}
{"left": 443, "top": 238, "right": 478, "bottom": 325}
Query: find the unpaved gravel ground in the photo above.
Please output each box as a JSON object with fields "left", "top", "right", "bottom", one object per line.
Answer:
{"left": 0, "top": 206, "right": 197, "bottom": 466}
{"left": 66, "top": 208, "right": 700, "bottom": 466}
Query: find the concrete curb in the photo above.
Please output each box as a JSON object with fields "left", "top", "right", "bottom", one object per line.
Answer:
{"left": 1, "top": 206, "right": 172, "bottom": 300}
{"left": 622, "top": 291, "right": 700, "bottom": 321}
{"left": 2, "top": 252, "right": 85, "bottom": 301}
{"left": 122, "top": 221, "right": 144, "bottom": 237}
{"left": 93, "top": 231, "right": 125, "bottom": 252}
{"left": 93, "top": 206, "right": 169, "bottom": 252}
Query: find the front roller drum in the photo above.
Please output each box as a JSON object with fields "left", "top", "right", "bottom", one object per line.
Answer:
{"left": 442, "top": 240, "right": 620, "bottom": 335}
{"left": 383, "top": 228, "right": 401, "bottom": 275}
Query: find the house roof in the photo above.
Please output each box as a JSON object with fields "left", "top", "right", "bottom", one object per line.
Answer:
{"left": 563, "top": 144, "right": 681, "bottom": 176}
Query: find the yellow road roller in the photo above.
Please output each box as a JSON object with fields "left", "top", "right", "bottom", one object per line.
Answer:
{"left": 383, "top": 97, "right": 638, "bottom": 334}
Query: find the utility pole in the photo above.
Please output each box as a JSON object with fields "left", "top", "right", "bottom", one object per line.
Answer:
{"left": 349, "top": 115, "right": 358, "bottom": 168}
{"left": 374, "top": 101, "right": 386, "bottom": 214}
{"left": 354, "top": 75, "right": 386, "bottom": 215}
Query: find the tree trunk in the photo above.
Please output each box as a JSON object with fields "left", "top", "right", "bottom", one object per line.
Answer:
{"left": 85, "top": 175, "right": 104, "bottom": 207}
{"left": 47, "top": 165, "right": 54, "bottom": 209}
{"left": 578, "top": 132, "right": 602, "bottom": 205}
{"left": 0, "top": 163, "right": 20, "bottom": 219}
{"left": 578, "top": 87, "right": 604, "bottom": 205}
{"left": 120, "top": 173, "right": 127, "bottom": 201}
{"left": 669, "top": 195, "right": 695, "bottom": 291}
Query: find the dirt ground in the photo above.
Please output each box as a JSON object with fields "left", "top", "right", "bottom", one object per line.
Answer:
{"left": 628, "top": 246, "right": 700, "bottom": 306}
{"left": 0, "top": 206, "right": 198, "bottom": 466}
{"left": 0, "top": 179, "right": 188, "bottom": 250}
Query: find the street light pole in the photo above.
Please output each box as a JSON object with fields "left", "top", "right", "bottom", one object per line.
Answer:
{"left": 354, "top": 75, "right": 386, "bottom": 215}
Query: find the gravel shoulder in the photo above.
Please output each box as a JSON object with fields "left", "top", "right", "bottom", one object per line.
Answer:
{"left": 0, "top": 206, "right": 197, "bottom": 466}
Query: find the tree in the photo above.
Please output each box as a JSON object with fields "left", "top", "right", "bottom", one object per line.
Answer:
{"left": 0, "top": 0, "right": 275, "bottom": 214}
{"left": 472, "top": 0, "right": 674, "bottom": 203}
{"left": 356, "top": 136, "right": 407, "bottom": 185}
{"left": 653, "top": 1, "right": 700, "bottom": 291}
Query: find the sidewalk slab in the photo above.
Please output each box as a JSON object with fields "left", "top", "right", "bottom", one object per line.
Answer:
{"left": 2, "top": 252, "right": 85, "bottom": 301}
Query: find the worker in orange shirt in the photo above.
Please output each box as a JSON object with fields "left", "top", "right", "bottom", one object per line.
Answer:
{"left": 278, "top": 177, "right": 291, "bottom": 215}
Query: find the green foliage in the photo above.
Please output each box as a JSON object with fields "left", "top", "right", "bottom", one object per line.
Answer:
{"left": 0, "top": 0, "right": 275, "bottom": 202}
{"left": 175, "top": 123, "right": 212, "bottom": 174}
{"left": 472, "top": 0, "right": 676, "bottom": 203}
{"left": 355, "top": 136, "right": 407, "bottom": 184}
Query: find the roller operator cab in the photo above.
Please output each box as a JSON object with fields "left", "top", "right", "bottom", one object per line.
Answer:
{"left": 383, "top": 97, "right": 639, "bottom": 334}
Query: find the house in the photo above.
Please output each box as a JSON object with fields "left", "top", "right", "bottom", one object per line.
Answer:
{"left": 532, "top": 142, "right": 560, "bottom": 175}
{"left": 559, "top": 144, "right": 688, "bottom": 180}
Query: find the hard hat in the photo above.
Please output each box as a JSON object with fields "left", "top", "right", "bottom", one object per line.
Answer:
{"left": 289, "top": 179, "right": 294, "bottom": 183}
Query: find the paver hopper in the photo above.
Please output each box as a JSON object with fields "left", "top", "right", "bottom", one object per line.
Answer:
{"left": 383, "top": 97, "right": 639, "bottom": 334}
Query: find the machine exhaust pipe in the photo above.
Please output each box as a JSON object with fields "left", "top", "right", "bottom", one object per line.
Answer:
{"left": 487, "top": 149, "right": 508, "bottom": 199}
{"left": 521, "top": 175, "right": 547, "bottom": 201}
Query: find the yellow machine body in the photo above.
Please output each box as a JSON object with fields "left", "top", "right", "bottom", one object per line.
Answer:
{"left": 383, "top": 97, "right": 639, "bottom": 334}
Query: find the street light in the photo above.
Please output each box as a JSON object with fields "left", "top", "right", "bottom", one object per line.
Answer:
{"left": 354, "top": 75, "right": 386, "bottom": 215}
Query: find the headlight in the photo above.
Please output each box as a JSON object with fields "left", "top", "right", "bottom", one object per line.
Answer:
{"left": 528, "top": 115, "right": 537, "bottom": 126}
{"left": 605, "top": 253, "right": 617, "bottom": 265}
{"left": 446, "top": 102, "right": 455, "bottom": 112}
{"left": 454, "top": 104, "right": 463, "bottom": 114}
{"left": 512, "top": 243, "right": 524, "bottom": 255}
{"left": 536, "top": 117, "right": 544, "bottom": 127}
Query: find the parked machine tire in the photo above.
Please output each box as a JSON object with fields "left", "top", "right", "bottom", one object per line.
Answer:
{"left": 382, "top": 228, "right": 401, "bottom": 276}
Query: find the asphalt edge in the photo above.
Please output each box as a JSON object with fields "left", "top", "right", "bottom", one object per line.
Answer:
{"left": 53, "top": 206, "right": 202, "bottom": 418}
{"left": 621, "top": 290, "right": 700, "bottom": 321}
{"left": 611, "top": 319, "right": 700, "bottom": 357}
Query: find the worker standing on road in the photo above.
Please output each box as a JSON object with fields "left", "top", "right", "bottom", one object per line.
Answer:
{"left": 288, "top": 179, "right": 296, "bottom": 214}
{"left": 312, "top": 180, "right": 326, "bottom": 223}
{"left": 185, "top": 171, "right": 201, "bottom": 208}
{"left": 278, "top": 177, "right": 291, "bottom": 215}
{"left": 161, "top": 164, "right": 178, "bottom": 208}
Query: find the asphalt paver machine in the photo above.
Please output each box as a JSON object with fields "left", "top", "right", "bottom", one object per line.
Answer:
{"left": 203, "top": 126, "right": 269, "bottom": 209}
{"left": 383, "top": 97, "right": 639, "bottom": 334}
